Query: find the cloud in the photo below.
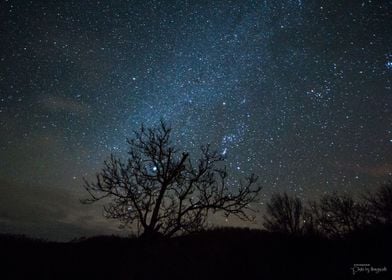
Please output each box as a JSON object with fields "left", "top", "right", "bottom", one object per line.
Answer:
{"left": 0, "top": 180, "right": 123, "bottom": 241}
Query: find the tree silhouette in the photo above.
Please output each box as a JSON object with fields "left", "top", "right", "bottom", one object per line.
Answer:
{"left": 263, "top": 192, "right": 306, "bottom": 235}
{"left": 82, "top": 120, "right": 261, "bottom": 238}
{"left": 363, "top": 182, "right": 392, "bottom": 225}
{"left": 309, "top": 192, "right": 368, "bottom": 238}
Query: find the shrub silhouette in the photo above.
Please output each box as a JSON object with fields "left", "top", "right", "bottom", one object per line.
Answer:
{"left": 262, "top": 189, "right": 387, "bottom": 239}
{"left": 82, "top": 120, "right": 261, "bottom": 238}
{"left": 363, "top": 182, "right": 392, "bottom": 225}
{"left": 310, "top": 192, "right": 370, "bottom": 238}
{"left": 263, "top": 192, "right": 306, "bottom": 235}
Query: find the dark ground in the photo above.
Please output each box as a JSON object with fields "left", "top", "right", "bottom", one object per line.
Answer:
{"left": 1, "top": 227, "right": 391, "bottom": 280}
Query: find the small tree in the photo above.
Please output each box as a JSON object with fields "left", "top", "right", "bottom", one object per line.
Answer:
{"left": 82, "top": 121, "right": 261, "bottom": 238}
{"left": 263, "top": 192, "right": 306, "bottom": 235}
{"left": 310, "top": 192, "right": 367, "bottom": 238}
{"left": 363, "top": 182, "right": 392, "bottom": 225}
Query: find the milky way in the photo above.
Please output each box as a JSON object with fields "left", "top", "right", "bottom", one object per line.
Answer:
{"left": 0, "top": 1, "right": 391, "bottom": 238}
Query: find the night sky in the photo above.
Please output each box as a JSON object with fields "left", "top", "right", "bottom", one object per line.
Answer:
{"left": 1, "top": 0, "right": 391, "bottom": 240}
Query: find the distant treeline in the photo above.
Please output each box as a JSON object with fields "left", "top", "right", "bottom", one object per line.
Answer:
{"left": 263, "top": 182, "right": 392, "bottom": 238}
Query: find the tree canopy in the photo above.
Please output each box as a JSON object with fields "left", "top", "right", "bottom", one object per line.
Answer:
{"left": 82, "top": 120, "right": 261, "bottom": 238}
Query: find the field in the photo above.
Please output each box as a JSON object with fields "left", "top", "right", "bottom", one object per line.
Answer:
{"left": 2, "top": 226, "right": 391, "bottom": 280}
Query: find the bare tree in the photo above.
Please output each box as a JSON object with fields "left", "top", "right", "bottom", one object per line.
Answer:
{"left": 310, "top": 192, "right": 368, "bottom": 238}
{"left": 263, "top": 192, "right": 305, "bottom": 235}
{"left": 82, "top": 120, "right": 261, "bottom": 238}
{"left": 363, "top": 182, "right": 392, "bottom": 225}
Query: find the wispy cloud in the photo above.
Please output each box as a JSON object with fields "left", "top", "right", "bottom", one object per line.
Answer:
{"left": 0, "top": 180, "right": 122, "bottom": 241}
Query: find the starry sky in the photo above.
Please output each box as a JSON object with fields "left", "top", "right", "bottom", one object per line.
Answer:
{"left": 0, "top": 0, "right": 391, "bottom": 240}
